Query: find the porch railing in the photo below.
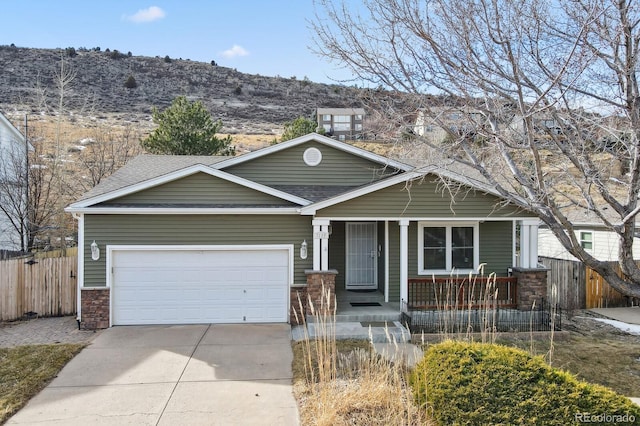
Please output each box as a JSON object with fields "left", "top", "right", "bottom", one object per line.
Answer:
{"left": 407, "top": 276, "right": 518, "bottom": 310}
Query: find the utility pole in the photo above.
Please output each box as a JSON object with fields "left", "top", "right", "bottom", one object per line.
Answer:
{"left": 24, "top": 114, "right": 29, "bottom": 253}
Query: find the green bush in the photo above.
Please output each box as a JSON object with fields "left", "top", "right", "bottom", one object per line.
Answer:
{"left": 410, "top": 341, "right": 640, "bottom": 425}
{"left": 124, "top": 75, "right": 137, "bottom": 89}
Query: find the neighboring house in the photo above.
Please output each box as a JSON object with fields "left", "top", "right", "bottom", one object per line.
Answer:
{"left": 507, "top": 113, "right": 571, "bottom": 146}
{"left": 538, "top": 222, "right": 640, "bottom": 262}
{"left": 413, "top": 106, "right": 486, "bottom": 144}
{"left": 0, "top": 112, "right": 28, "bottom": 252}
{"left": 316, "top": 108, "right": 365, "bottom": 141}
{"left": 66, "top": 133, "right": 544, "bottom": 329}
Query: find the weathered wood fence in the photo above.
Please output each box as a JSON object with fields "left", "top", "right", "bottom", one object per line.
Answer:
{"left": 0, "top": 256, "right": 77, "bottom": 321}
{"left": 540, "top": 256, "right": 629, "bottom": 310}
{"left": 585, "top": 266, "right": 629, "bottom": 308}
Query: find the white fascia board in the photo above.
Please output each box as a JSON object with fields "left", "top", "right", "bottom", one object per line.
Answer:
{"left": 300, "top": 171, "right": 424, "bottom": 215}
{"left": 311, "top": 216, "right": 540, "bottom": 221}
{"left": 213, "top": 132, "right": 413, "bottom": 172}
{"left": 0, "top": 113, "right": 32, "bottom": 150}
{"left": 301, "top": 167, "right": 514, "bottom": 216}
{"left": 68, "top": 164, "right": 311, "bottom": 208}
{"left": 64, "top": 207, "right": 301, "bottom": 215}
{"left": 416, "top": 165, "right": 503, "bottom": 198}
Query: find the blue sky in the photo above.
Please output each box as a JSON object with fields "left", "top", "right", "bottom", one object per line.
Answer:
{"left": 0, "top": 1, "right": 356, "bottom": 84}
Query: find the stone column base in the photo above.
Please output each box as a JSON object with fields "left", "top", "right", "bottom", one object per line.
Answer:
{"left": 304, "top": 270, "right": 338, "bottom": 317}
{"left": 512, "top": 267, "right": 549, "bottom": 310}
{"left": 80, "top": 288, "right": 110, "bottom": 330}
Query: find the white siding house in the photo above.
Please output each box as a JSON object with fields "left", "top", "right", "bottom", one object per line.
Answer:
{"left": 0, "top": 112, "right": 28, "bottom": 251}
{"left": 538, "top": 226, "right": 640, "bottom": 262}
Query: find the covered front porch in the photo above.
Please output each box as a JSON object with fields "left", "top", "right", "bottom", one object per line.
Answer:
{"left": 301, "top": 217, "right": 543, "bottom": 321}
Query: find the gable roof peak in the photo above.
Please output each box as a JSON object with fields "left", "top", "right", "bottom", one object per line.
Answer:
{"left": 214, "top": 132, "right": 413, "bottom": 172}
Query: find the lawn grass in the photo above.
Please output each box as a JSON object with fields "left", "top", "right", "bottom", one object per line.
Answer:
{"left": 500, "top": 334, "right": 640, "bottom": 397}
{"left": 292, "top": 330, "right": 640, "bottom": 425}
{"left": 0, "top": 344, "right": 85, "bottom": 423}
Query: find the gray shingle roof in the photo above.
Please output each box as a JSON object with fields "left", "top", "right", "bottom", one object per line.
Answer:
{"left": 77, "top": 155, "right": 228, "bottom": 201}
{"left": 270, "top": 185, "right": 363, "bottom": 202}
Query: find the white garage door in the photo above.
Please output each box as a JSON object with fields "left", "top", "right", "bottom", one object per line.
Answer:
{"left": 111, "top": 248, "right": 290, "bottom": 325}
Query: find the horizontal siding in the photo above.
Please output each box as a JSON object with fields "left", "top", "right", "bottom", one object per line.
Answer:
{"left": 391, "top": 220, "right": 512, "bottom": 303}
{"left": 225, "top": 141, "right": 399, "bottom": 186}
{"left": 539, "top": 228, "right": 640, "bottom": 262}
{"left": 316, "top": 176, "right": 524, "bottom": 218}
{"left": 478, "top": 221, "right": 513, "bottom": 275}
{"left": 104, "top": 172, "right": 294, "bottom": 206}
{"left": 388, "top": 223, "right": 400, "bottom": 302}
{"left": 84, "top": 214, "right": 313, "bottom": 287}
{"left": 328, "top": 222, "right": 346, "bottom": 288}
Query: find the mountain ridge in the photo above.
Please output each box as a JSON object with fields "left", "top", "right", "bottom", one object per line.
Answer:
{"left": 0, "top": 45, "right": 363, "bottom": 134}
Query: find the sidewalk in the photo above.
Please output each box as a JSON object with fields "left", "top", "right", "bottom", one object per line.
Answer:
{"left": 589, "top": 306, "right": 640, "bottom": 325}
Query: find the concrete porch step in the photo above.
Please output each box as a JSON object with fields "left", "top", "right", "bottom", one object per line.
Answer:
{"left": 334, "top": 312, "right": 402, "bottom": 323}
{"left": 291, "top": 320, "right": 411, "bottom": 343}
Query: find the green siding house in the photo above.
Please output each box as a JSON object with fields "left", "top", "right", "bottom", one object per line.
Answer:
{"left": 66, "top": 133, "right": 543, "bottom": 329}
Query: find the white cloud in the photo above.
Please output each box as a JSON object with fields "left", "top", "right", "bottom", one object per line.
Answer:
{"left": 123, "top": 6, "right": 166, "bottom": 23}
{"left": 221, "top": 45, "right": 249, "bottom": 58}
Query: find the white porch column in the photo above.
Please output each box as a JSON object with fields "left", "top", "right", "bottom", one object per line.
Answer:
{"left": 528, "top": 221, "right": 539, "bottom": 268}
{"left": 312, "top": 219, "right": 331, "bottom": 271}
{"left": 520, "top": 221, "right": 530, "bottom": 268}
{"left": 384, "top": 221, "right": 389, "bottom": 303}
{"left": 520, "top": 219, "right": 540, "bottom": 268}
{"left": 312, "top": 222, "right": 321, "bottom": 270}
{"left": 399, "top": 219, "right": 409, "bottom": 309}
{"left": 321, "top": 224, "right": 329, "bottom": 271}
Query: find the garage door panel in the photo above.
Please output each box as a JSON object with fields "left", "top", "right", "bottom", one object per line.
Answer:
{"left": 112, "top": 248, "right": 289, "bottom": 325}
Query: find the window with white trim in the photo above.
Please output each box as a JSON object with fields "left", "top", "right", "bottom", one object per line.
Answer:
{"left": 418, "top": 222, "right": 479, "bottom": 274}
{"left": 580, "top": 231, "right": 593, "bottom": 250}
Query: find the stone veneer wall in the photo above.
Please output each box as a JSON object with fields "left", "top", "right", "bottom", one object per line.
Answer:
{"left": 80, "top": 288, "right": 110, "bottom": 330}
{"left": 512, "top": 267, "right": 548, "bottom": 310}
{"left": 298, "top": 270, "right": 338, "bottom": 319}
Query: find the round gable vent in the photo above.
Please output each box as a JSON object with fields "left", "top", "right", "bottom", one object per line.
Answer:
{"left": 303, "top": 147, "right": 322, "bottom": 166}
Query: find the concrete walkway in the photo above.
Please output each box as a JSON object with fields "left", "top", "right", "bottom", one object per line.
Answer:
{"left": 588, "top": 307, "right": 640, "bottom": 407}
{"left": 8, "top": 324, "right": 299, "bottom": 425}
{"left": 589, "top": 306, "right": 640, "bottom": 325}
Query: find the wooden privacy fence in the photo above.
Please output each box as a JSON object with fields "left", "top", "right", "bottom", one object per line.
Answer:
{"left": 540, "top": 257, "right": 629, "bottom": 310}
{"left": 0, "top": 256, "right": 77, "bottom": 321}
{"left": 585, "top": 266, "right": 629, "bottom": 309}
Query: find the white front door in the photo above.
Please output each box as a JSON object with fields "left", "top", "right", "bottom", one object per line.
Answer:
{"left": 346, "top": 222, "right": 378, "bottom": 289}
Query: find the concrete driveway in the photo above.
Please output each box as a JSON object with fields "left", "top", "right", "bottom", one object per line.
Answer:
{"left": 8, "top": 324, "right": 299, "bottom": 425}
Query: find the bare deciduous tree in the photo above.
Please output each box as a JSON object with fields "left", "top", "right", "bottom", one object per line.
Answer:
{"left": 75, "top": 124, "right": 143, "bottom": 193}
{"left": 0, "top": 130, "right": 58, "bottom": 251}
{"left": 313, "top": 0, "right": 640, "bottom": 297}
{"left": 27, "top": 137, "right": 59, "bottom": 250}
{"left": 0, "top": 141, "right": 28, "bottom": 251}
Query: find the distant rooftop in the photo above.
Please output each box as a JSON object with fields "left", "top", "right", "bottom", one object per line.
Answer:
{"left": 316, "top": 108, "right": 365, "bottom": 115}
